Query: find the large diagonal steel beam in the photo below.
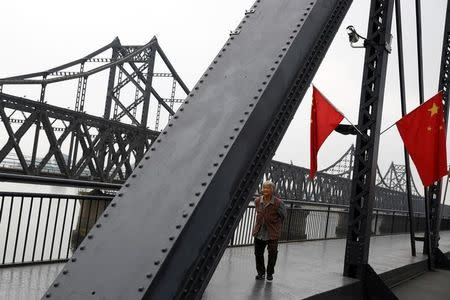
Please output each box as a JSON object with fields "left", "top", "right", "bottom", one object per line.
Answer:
{"left": 72, "top": 126, "right": 103, "bottom": 177}
{"left": 45, "top": 1, "right": 353, "bottom": 299}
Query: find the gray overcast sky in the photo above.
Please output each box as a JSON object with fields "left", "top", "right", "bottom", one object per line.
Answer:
{"left": 0, "top": 0, "right": 448, "bottom": 191}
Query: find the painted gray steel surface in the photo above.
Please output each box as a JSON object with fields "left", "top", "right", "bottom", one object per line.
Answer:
{"left": 44, "top": 0, "right": 352, "bottom": 299}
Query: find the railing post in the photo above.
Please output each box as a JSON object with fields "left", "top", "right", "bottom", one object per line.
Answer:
{"left": 286, "top": 202, "right": 294, "bottom": 241}
{"left": 391, "top": 211, "right": 396, "bottom": 234}
{"left": 405, "top": 213, "right": 408, "bottom": 233}
{"left": 230, "top": 232, "right": 235, "bottom": 246}
{"left": 374, "top": 210, "right": 379, "bottom": 235}
{"left": 324, "top": 205, "right": 331, "bottom": 238}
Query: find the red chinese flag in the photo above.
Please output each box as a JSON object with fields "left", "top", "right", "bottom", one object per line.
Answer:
{"left": 310, "top": 86, "right": 344, "bottom": 178}
{"left": 396, "top": 92, "right": 447, "bottom": 187}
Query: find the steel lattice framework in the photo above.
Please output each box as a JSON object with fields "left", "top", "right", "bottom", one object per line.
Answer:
{"left": 0, "top": 139, "right": 434, "bottom": 213}
{"left": 44, "top": 1, "right": 355, "bottom": 299}
{"left": 262, "top": 145, "right": 426, "bottom": 212}
{"left": 0, "top": 40, "right": 428, "bottom": 214}
{"left": 0, "top": 0, "right": 445, "bottom": 298}
{"left": 0, "top": 37, "right": 189, "bottom": 184}
{"left": 344, "top": 0, "right": 395, "bottom": 280}
{"left": 428, "top": 0, "right": 450, "bottom": 257}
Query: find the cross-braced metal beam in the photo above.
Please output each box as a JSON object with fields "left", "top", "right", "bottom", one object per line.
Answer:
{"left": 0, "top": 37, "right": 189, "bottom": 131}
{"left": 344, "top": 0, "right": 395, "bottom": 279}
{"left": 0, "top": 93, "right": 158, "bottom": 183}
{"left": 0, "top": 37, "right": 189, "bottom": 187}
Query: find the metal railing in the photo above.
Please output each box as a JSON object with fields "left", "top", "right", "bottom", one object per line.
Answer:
{"left": 1, "top": 192, "right": 449, "bottom": 267}
{"left": 0, "top": 192, "right": 110, "bottom": 267}
{"left": 230, "top": 201, "right": 450, "bottom": 246}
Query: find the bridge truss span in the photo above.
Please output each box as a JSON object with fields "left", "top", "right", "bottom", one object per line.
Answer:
{"left": 0, "top": 37, "right": 188, "bottom": 184}
{"left": 0, "top": 93, "right": 158, "bottom": 182}
{"left": 43, "top": 0, "right": 355, "bottom": 299}
{"left": 264, "top": 145, "right": 426, "bottom": 213}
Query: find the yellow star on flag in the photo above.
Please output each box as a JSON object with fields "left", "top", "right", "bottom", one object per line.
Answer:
{"left": 428, "top": 103, "right": 439, "bottom": 117}
{"left": 395, "top": 91, "right": 447, "bottom": 187}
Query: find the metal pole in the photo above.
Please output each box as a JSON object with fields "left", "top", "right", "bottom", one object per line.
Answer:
{"left": 440, "top": 175, "right": 449, "bottom": 221}
{"left": 424, "top": 188, "right": 433, "bottom": 270}
{"left": 415, "top": 0, "right": 433, "bottom": 268}
{"left": 395, "top": 0, "right": 416, "bottom": 256}
{"left": 286, "top": 202, "right": 294, "bottom": 241}
{"left": 415, "top": 0, "right": 425, "bottom": 105}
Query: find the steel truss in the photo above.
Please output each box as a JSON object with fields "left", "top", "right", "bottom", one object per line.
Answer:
{"left": 343, "top": 0, "right": 395, "bottom": 283}
{"left": 0, "top": 38, "right": 189, "bottom": 129}
{"left": 0, "top": 37, "right": 188, "bottom": 184}
{"left": 264, "top": 146, "right": 426, "bottom": 212}
{"left": 427, "top": 0, "right": 450, "bottom": 269}
{"left": 0, "top": 93, "right": 158, "bottom": 182}
{"left": 44, "top": 1, "right": 354, "bottom": 299}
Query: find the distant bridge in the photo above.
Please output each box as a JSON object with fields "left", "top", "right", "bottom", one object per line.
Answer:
{"left": 0, "top": 37, "right": 188, "bottom": 186}
{"left": 0, "top": 37, "right": 434, "bottom": 215}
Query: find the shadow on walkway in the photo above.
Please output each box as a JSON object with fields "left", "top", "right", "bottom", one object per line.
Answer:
{"left": 392, "top": 269, "right": 450, "bottom": 300}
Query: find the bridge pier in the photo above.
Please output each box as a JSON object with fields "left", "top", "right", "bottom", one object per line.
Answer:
{"left": 335, "top": 211, "right": 348, "bottom": 238}
{"left": 70, "top": 189, "right": 110, "bottom": 251}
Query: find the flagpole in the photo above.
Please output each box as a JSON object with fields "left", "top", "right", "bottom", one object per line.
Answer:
{"left": 380, "top": 122, "right": 396, "bottom": 135}
{"left": 395, "top": 0, "right": 416, "bottom": 257}
{"left": 311, "top": 84, "right": 364, "bottom": 137}
{"left": 415, "top": 0, "right": 433, "bottom": 269}
{"left": 342, "top": 115, "right": 364, "bottom": 136}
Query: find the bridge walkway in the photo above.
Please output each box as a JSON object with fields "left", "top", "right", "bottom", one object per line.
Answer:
{"left": 0, "top": 232, "right": 449, "bottom": 299}
{"left": 204, "top": 231, "right": 450, "bottom": 299}
{"left": 392, "top": 269, "right": 450, "bottom": 299}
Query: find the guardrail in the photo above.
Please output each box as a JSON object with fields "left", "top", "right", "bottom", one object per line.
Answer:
{"left": 230, "top": 201, "right": 448, "bottom": 246}
{"left": 0, "top": 192, "right": 110, "bottom": 267}
{"left": 1, "top": 192, "right": 449, "bottom": 267}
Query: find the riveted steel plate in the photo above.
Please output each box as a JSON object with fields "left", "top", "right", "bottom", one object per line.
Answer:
{"left": 45, "top": 0, "right": 352, "bottom": 299}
